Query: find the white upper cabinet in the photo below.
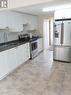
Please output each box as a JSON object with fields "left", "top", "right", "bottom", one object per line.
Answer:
{"left": 6, "top": 11, "right": 24, "bottom": 31}
{"left": 0, "top": 11, "right": 38, "bottom": 32}
{"left": 28, "top": 15, "right": 38, "bottom": 30}
{"left": 54, "top": 8, "right": 71, "bottom": 19}
{"left": 0, "top": 11, "right": 7, "bottom": 28}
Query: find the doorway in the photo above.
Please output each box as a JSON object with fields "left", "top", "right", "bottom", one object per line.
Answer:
{"left": 43, "top": 18, "right": 53, "bottom": 51}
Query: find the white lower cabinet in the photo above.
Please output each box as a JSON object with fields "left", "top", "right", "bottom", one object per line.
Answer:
{"left": 17, "top": 43, "right": 30, "bottom": 64}
{"left": 23, "top": 43, "right": 30, "bottom": 62}
{"left": 17, "top": 45, "right": 25, "bottom": 65}
{"left": 0, "top": 42, "right": 30, "bottom": 80}
{"left": 7, "top": 47, "right": 17, "bottom": 72}
{"left": 0, "top": 51, "right": 9, "bottom": 79}
{"left": 37, "top": 38, "right": 43, "bottom": 53}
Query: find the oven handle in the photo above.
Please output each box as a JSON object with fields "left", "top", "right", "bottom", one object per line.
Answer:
{"left": 30, "top": 40, "right": 38, "bottom": 43}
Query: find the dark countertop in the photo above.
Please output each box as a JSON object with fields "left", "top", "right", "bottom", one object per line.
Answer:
{"left": 0, "top": 36, "right": 42, "bottom": 52}
{"left": 0, "top": 40, "right": 29, "bottom": 52}
{"left": 29, "top": 36, "right": 42, "bottom": 42}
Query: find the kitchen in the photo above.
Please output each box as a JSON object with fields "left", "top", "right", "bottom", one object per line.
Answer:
{"left": 0, "top": 10, "right": 43, "bottom": 79}
{"left": 0, "top": 0, "right": 71, "bottom": 95}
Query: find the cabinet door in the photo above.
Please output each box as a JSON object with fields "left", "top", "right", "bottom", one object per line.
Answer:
{"left": 17, "top": 45, "right": 25, "bottom": 65}
{"left": 28, "top": 15, "right": 38, "bottom": 30}
{"left": 23, "top": 43, "right": 30, "bottom": 61}
{"left": 0, "top": 51, "right": 9, "bottom": 79}
{"left": 27, "top": 43, "right": 30, "bottom": 59}
{"left": 17, "top": 43, "right": 30, "bottom": 65}
{"left": 7, "top": 48, "right": 17, "bottom": 72}
{"left": 38, "top": 38, "right": 43, "bottom": 53}
{"left": 63, "top": 21, "right": 71, "bottom": 46}
{"left": 18, "top": 43, "right": 30, "bottom": 63}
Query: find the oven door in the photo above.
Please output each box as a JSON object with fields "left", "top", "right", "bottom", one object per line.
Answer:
{"left": 30, "top": 41, "right": 38, "bottom": 59}
{"left": 31, "top": 41, "right": 37, "bottom": 51}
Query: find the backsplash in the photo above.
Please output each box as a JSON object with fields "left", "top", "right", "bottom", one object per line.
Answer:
{"left": 0, "top": 29, "right": 18, "bottom": 43}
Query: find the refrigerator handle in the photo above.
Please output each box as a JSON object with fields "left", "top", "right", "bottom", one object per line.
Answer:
{"left": 61, "top": 22, "right": 64, "bottom": 45}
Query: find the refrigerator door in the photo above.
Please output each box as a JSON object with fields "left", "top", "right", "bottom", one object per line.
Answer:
{"left": 53, "top": 20, "right": 71, "bottom": 62}
{"left": 54, "top": 21, "right": 62, "bottom": 45}
{"left": 63, "top": 20, "right": 71, "bottom": 46}
{"left": 53, "top": 46, "right": 71, "bottom": 62}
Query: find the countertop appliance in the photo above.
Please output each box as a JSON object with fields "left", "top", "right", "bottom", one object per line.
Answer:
{"left": 18, "top": 34, "right": 30, "bottom": 42}
{"left": 53, "top": 19, "right": 71, "bottom": 62}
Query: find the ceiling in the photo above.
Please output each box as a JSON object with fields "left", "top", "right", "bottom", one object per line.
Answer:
{"left": 12, "top": 0, "right": 71, "bottom": 16}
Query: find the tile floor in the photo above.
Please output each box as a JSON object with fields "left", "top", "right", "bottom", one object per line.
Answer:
{"left": 0, "top": 50, "right": 71, "bottom": 95}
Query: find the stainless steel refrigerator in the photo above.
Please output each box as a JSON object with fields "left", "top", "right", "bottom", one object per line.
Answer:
{"left": 53, "top": 19, "right": 71, "bottom": 62}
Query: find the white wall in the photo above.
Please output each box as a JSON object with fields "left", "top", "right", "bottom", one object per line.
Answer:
{"left": 0, "top": 10, "right": 38, "bottom": 32}
{"left": 38, "top": 15, "right": 54, "bottom": 36}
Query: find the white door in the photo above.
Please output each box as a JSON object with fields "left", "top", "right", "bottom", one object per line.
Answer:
{"left": 54, "top": 21, "right": 62, "bottom": 45}
{"left": 63, "top": 20, "right": 71, "bottom": 46}
{"left": 43, "top": 19, "right": 49, "bottom": 50}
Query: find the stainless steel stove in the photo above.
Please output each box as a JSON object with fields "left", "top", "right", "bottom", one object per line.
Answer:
{"left": 30, "top": 37, "right": 38, "bottom": 59}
